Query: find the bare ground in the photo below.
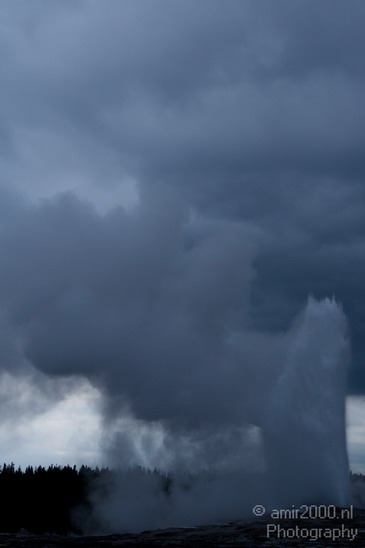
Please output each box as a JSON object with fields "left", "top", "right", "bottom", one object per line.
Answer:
{"left": 1, "top": 507, "right": 364, "bottom": 547}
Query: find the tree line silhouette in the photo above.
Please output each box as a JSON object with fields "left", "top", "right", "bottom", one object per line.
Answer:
{"left": 0, "top": 463, "right": 363, "bottom": 535}
{"left": 0, "top": 462, "right": 173, "bottom": 534}
{"left": 0, "top": 462, "right": 94, "bottom": 533}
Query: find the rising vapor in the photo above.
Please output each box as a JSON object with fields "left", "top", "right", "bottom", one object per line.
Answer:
{"left": 88, "top": 297, "right": 351, "bottom": 532}
{"left": 0, "top": 186, "right": 351, "bottom": 530}
{"left": 263, "top": 297, "right": 350, "bottom": 508}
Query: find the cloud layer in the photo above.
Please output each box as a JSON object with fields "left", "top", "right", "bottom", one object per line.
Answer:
{"left": 0, "top": 1, "right": 364, "bottom": 473}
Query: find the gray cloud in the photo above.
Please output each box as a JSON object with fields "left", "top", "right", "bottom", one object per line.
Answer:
{"left": 0, "top": 0, "right": 363, "bottom": 471}
{"left": 0, "top": 189, "right": 268, "bottom": 428}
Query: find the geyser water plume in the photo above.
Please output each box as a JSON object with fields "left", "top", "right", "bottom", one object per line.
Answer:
{"left": 263, "top": 296, "right": 350, "bottom": 507}
{"left": 75, "top": 296, "right": 352, "bottom": 533}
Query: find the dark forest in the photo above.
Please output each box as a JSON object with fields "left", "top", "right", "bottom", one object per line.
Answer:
{"left": 0, "top": 463, "right": 172, "bottom": 534}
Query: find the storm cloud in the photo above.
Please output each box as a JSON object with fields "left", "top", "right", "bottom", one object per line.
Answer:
{"left": 0, "top": 0, "right": 364, "bottom": 476}
{"left": 0, "top": 188, "right": 280, "bottom": 432}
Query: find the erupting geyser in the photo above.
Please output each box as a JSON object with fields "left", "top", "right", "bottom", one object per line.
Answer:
{"left": 263, "top": 297, "right": 350, "bottom": 507}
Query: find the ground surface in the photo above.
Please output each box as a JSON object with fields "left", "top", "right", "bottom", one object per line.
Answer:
{"left": 1, "top": 508, "right": 364, "bottom": 547}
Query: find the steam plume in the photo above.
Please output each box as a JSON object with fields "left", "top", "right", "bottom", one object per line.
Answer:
{"left": 263, "top": 297, "right": 350, "bottom": 507}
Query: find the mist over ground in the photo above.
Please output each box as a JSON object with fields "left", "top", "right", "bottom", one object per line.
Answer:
{"left": 0, "top": 0, "right": 364, "bottom": 532}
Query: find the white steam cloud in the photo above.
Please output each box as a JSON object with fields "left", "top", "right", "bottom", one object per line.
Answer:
{"left": 0, "top": 189, "right": 351, "bottom": 531}
{"left": 263, "top": 297, "right": 350, "bottom": 508}
{"left": 90, "top": 297, "right": 350, "bottom": 532}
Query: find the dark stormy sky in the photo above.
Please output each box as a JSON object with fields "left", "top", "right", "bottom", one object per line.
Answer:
{"left": 1, "top": 0, "right": 365, "bottom": 469}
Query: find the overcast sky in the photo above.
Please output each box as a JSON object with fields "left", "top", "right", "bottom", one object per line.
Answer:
{"left": 1, "top": 0, "right": 365, "bottom": 470}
